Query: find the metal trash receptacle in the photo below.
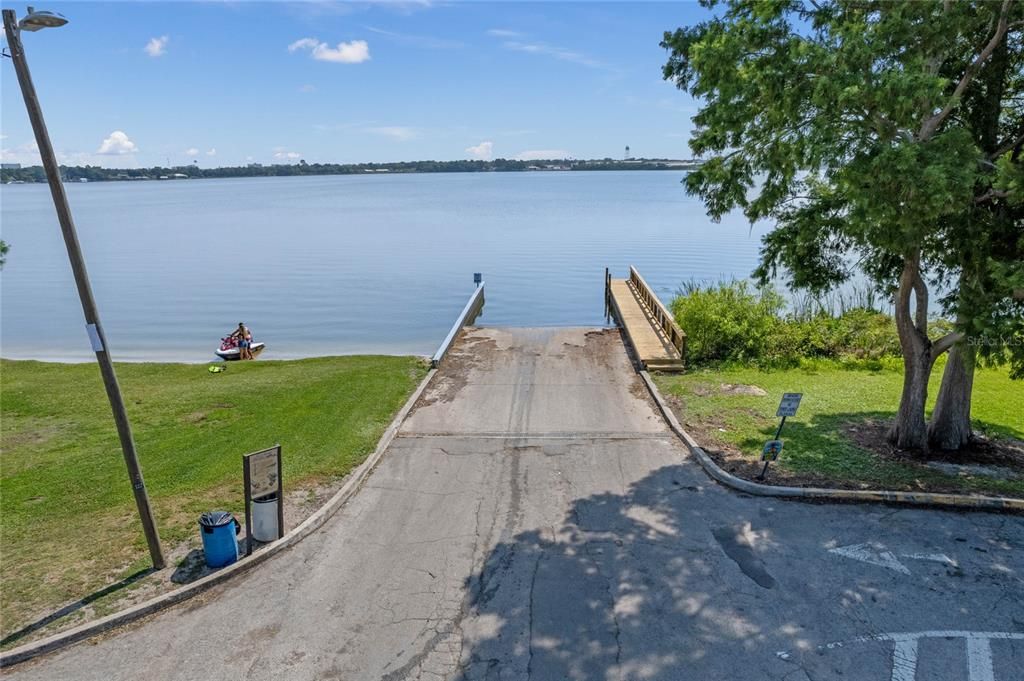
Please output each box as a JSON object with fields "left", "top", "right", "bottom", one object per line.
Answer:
{"left": 199, "top": 511, "right": 240, "bottom": 568}
{"left": 251, "top": 494, "right": 279, "bottom": 542}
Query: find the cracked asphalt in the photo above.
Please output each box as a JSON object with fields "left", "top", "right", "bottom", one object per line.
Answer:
{"left": 8, "top": 327, "right": 1022, "bottom": 680}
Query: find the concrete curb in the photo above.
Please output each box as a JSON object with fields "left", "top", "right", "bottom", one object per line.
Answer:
{"left": 638, "top": 370, "right": 1024, "bottom": 513}
{"left": 0, "top": 367, "right": 438, "bottom": 669}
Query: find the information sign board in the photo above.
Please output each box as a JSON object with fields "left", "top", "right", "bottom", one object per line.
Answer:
{"left": 777, "top": 393, "right": 803, "bottom": 417}
{"left": 242, "top": 445, "right": 283, "bottom": 555}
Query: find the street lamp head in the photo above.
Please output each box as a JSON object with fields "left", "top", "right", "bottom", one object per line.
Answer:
{"left": 18, "top": 7, "right": 68, "bottom": 32}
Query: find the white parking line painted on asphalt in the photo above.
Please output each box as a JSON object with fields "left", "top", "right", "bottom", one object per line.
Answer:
{"left": 828, "top": 544, "right": 912, "bottom": 574}
{"left": 901, "top": 552, "right": 957, "bottom": 567}
{"left": 891, "top": 638, "right": 918, "bottom": 681}
{"left": 780, "top": 631, "right": 1024, "bottom": 681}
{"left": 828, "top": 544, "right": 958, "bottom": 575}
{"left": 966, "top": 636, "right": 995, "bottom": 681}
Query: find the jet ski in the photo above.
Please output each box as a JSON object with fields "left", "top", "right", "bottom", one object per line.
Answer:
{"left": 215, "top": 335, "right": 265, "bottom": 361}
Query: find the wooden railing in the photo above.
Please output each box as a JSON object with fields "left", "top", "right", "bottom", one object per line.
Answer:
{"left": 627, "top": 266, "right": 686, "bottom": 358}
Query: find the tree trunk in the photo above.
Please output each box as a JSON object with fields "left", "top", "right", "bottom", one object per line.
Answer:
{"left": 889, "top": 344, "right": 932, "bottom": 449}
{"left": 888, "top": 255, "right": 932, "bottom": 450}
{"left": 928, "top": 343, "right": 975, "bottom": 450}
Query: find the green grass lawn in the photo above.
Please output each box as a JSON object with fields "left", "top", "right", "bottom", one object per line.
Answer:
{"left": 654, "top": 360, "right": 1023, "bottom": 498}
{"left": 0, "top": 356, "right": 428, "bottom": 641}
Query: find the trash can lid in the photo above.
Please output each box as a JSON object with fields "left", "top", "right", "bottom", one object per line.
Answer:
{"left": 199, "top": 510, "right": 235, "bottom": 528}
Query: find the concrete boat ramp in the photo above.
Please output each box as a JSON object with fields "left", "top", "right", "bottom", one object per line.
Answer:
{"left": 8, "top": 327, "right": 1023, "bottom": 681}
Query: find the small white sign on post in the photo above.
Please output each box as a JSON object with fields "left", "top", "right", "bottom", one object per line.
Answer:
{"left": 776, "top": 393, "right": 803, "bottom": 417}
{"left": 758, "top": 393, "right": 803, "bottom": 481}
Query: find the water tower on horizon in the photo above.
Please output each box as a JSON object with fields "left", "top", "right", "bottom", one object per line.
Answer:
{"left": 624, "top": 145, "right": 631, "bottom": 160}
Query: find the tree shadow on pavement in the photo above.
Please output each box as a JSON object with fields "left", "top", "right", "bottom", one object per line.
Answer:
{"left": 454, "top": 457, "right": 1022, "bottom": 680}
{"left": 0, "top": 568, "right": 153, "bottom": 648}
{"left": 454, "top": 464, "right": 805, "bottom": 680}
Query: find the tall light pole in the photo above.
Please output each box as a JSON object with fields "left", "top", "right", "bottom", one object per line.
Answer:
{"left": 3, "top": 7, "right": 165, "bottom": 569}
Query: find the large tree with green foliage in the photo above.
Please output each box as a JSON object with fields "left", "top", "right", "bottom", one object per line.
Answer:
{"left": 663, "top": 0, "right": 1024, "bottom": 451}
{"left": 927, "top": 23, "right": 1024, "bottom": 450}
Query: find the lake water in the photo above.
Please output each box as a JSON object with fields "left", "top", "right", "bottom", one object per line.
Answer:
{"left": 1, "top": 172, "right": 771, "bottom": 362}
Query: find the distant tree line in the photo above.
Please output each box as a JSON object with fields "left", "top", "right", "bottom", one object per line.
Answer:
{"left": 0, "top": 158, "right": 700, "bottom": 184}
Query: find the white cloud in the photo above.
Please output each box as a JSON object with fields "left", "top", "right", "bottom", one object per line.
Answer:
{"left": 285, "top": 0, "right": 434, "bottom": 21}
{"left": 365, "top": 26, "right": 462, "bottom": 49}
{"left": 288, "top": 38, "right": 320, "bottom": 52}
{"left": 57, "top": 151, "right": 97, "bottom": 166}
{"left": 0, "top": 141, "right": 39, "bottom": 163}
{"left": 0, "top": 141, "right": 91, "bottom": 166}
{"left": 486, "top": 29, "right": 522, "bottom": 38}
{"left": 206, "top": 148, "right": 217, "bottom": 156}
{"left": 185, "top": 147, "right": 200, "bottom": 157}
{"left": 145, "top": 36, "right": 169, "bottom": 58}
{"left": 465, "top": 141, "right": 493, "bottom": 160}
{"left": 273, "top": 147, "right": 302, "bottom": 160}
{"left": 315, "top": 40, "right": 370, "bottom": 63}
{"left": 288, "top": 37, "right": 370, "bottom": 64}
{"left": 502, "top": 41, "right": 602, "bottom": 69}
{"left": 365, "top": 126, "right": 417, "bottom": 141}
{"left": 1, "top": 141, "right": 143, "bottom": 168}
{"left": 314, "top": 122, "right": 363, "bottom": 132}
{"left": 299, "top": 84, "right": 317, "bottom": 93}
{"left": 97, "top": 131, "right": 138, "bottom": 155}
{"left": 514, "top": 149, "right": 570, "bottom": 161}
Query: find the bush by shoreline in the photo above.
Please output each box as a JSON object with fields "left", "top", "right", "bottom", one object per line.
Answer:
{"left": 670, "top": 279, "right": 951, "bottom": 368}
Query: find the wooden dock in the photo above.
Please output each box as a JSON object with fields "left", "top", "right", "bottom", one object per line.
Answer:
{"left": 606, "top": 266, "right": 686, "bottom": 371}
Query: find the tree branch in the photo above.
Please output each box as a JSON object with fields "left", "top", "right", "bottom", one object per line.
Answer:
{"left": 918, "top": 0, "right": 1014, "bottom": 141}
{"left": 989, "top": 127, "right": 1024, "bottom": 160}
{"left": 976, "top": 189, "right": 1011, "bottom": 203}
{"left": 894, "top": 255, "right": 930, "bottom": 355}
{"left": 911, "top": 266, "right": 929, "bottom": 335}
{"left": 869, "top": 111, "right": 915, "bottom": 142}
{"left": 932, "top": 331, "right": 965, "bottom": 357}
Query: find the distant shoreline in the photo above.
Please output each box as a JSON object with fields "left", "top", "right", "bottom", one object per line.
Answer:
{"left": 1, "top": 158, "right": 700, "bottom": 185}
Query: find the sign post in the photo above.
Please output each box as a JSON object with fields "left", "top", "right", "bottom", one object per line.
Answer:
{"left": 757, "top": 393, "right": 802, "bottom": 481}
{"left": 243, "top": 445, "right": 283, "bottom": 556}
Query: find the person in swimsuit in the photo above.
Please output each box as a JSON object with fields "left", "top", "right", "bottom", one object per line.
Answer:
{"left": 232, "top": 322, "right": 253, "bottom": 360}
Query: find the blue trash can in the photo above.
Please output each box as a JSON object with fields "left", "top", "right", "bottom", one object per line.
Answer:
{"left": 199, "top": 511, "right": 240, "bottom": 568}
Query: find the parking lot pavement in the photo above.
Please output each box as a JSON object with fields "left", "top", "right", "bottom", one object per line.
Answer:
{"left": 8, "top": 328, "right": 1022, "bottom": 681}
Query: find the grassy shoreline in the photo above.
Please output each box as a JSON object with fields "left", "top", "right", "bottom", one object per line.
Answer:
{"left": 654, "top": 360, "right": 1023, "bottom": 498}
{"left": 0, "top": 356, "right": 428, "bottom": 643}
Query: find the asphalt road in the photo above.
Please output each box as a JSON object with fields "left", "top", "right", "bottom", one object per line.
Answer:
{"left": 9, "top": 327, "right": 1023, "bottom": 681}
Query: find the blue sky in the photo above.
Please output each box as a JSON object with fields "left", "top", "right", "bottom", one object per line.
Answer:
{"left": 1, "top": 1, "right": 706, "bottom": 168}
